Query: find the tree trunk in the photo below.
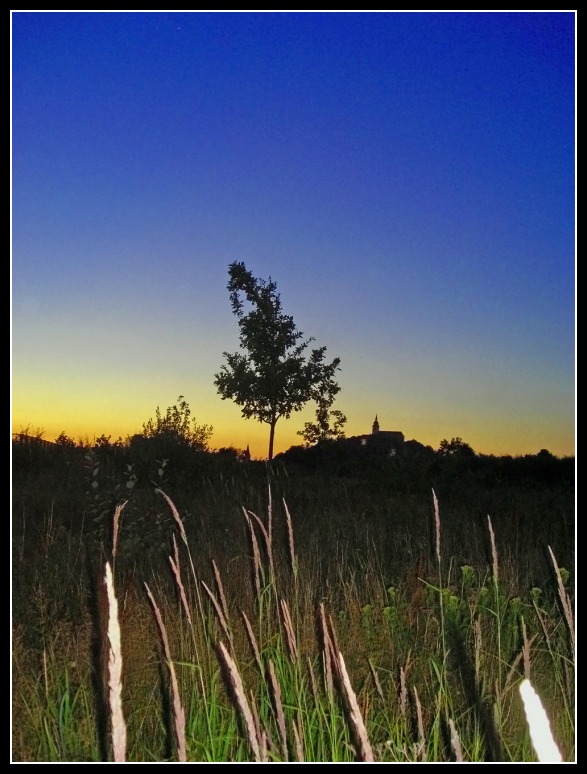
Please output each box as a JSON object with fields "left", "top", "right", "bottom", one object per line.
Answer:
{"left": 268, "top": 417, "right": 277, "bottom": 461}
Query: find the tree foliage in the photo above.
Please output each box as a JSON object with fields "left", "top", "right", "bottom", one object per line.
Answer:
{"left": 437, "top": 437, "right": 476, "bottom": 458}
{"left": 55, "top": 431, "right": 76, "bottom": 447}
{"left": 141, "top": 395, "right": 213, "bottom": 450}
{"left": 17, "top": 424, "right": 46, "bottom": 441}
{"left": 298, "top": 403, "right": 347, "bottom": 446}
{"left": 214, "top": 261, "right": 343, "bottom": 460}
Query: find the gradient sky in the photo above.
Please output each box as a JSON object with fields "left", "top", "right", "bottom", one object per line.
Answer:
{"left": 11, "top": 11, "right": 576, "bottom": 459}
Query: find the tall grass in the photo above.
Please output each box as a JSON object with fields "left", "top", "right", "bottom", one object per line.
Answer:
{"left": 13, "top": 484, "right": 574, "bottom": 762}
{"left": 12, "top": 472, "right": 574, "bottom": 761}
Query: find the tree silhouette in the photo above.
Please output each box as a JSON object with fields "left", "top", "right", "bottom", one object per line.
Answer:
{"left": 437, "top": 437, "right": 476, "bottom": 458}
{"left": 141, "top": 395, "right": 213, "bottom": 450}
{"left": 298, "top": 400, "right": 347, "bottom": 446}
{"left": 214, "top": 261, "right": 343, "bottom": 460}
{"left": 55, "top": 431, "right": 76, "bottom": 447}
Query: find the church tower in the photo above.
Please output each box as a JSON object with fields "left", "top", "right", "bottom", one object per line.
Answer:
{"left": 372, "top": 415, "right": 380, "bottom": 434}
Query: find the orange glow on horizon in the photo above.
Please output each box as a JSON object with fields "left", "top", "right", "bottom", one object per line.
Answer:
{"left": 11, "top": 369, "right": 575, "bottom": 461}
{"left": 11, "top": 411, "right": 575, "bottom": 461}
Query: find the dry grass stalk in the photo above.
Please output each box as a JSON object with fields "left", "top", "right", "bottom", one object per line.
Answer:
{"left": 243, "top": 509, "right": 262, "bottom": 600}
{"left": 399, "top": 664, "right": 408, "bottom": 717}
{"left": 326, "top": 609, "right": 342, "bottom": 661}
{"left": 530, "top": 595, "right": 554, "bottom": 659}
{"left": 267, "top": 660, "right": 288, "bottom": 761}
{"left": 473, "top": 617, "right": 482, "bottom": 679}
{"left": 505, "top": 640, "right": 531, "bottom": 693}
{"left": 217, "top": 641, "right": 262, "bottom": 761}
{"left": 104, "top": 561, "right": 127, "bottom": 763}
{"left": 145, "top": 583, "right": 187, "bottom": 762}
{"left": 241, "top": 611, "right": 263, "bottom": 675}
{"left": 487, "top": 515, "right": 498, "bottom": 585}
{"left": 249, "top": 688, "right": 273, "bottom": 761}
{"left": 156, "top": 488, "right": 188, "bottom": 546}
{"left": 249, "top": 687, "right": 265, "bottom": 753}
{"left": 413, "top": 685, "right": 426, "bottom": 762}
{"left": 548, "top": 545, "right": 575, "bottom": 652}
{"left": 282, "top": 498, "right": 297, "bottom": 576}
{"left": 521, "top": 618, "right": 532, "bottom": 679}
{"left": 322, "top": 649, "right": 334, "bottom": 703}
{"left": 369, "top": 659, "right": 384, "bottom": 703}
{"left": 320, "top": 602, "right": 340, "bottom": 671}
{"left": 267, "top": 481, "right": 273, "bottom": 565}
{"left": 318, "top": 603, "right": 334, "bottom": 699}
{"left": 156, "top": 491, "right": 207, "bottom": 645}
{"left": 248, "top": 509, "right": 270, "bottom": 553}
{"left": 279, "top": 599, "right": 298, "bottom": 662}
{"left": 505, "top": 624, "right": 537, "bottom": 693}
{"left": 448, "top": 718, "right": 464, "bottom": 762}
{"left": 259, "top": 729, "right": 268, "bottom": 763}
{"left": 111, "top": 500, "right": 127, "bottom": 564}
{"left": 337, "top": 651, "right": 375, "bottom": 762}
{"left": 42, "top": 647, "right": 49, "bottom": 699}
{"left": 432, "top": 488, "right": 441, "bottom": 565}
{"left": 169, "top": 533, "right": 192, "bottom": 626}
{"left": 201, "top": 580, "right": 233, "bottom": 647}
{"left": 212, "top": 559, "right": 230, "bottom": 627}
{"left": 307, "top": 655, "right": 319, "bottom": 704}
{"left": 292, "top": 714, "right": 304, "bottom": 762}
{"left": 248, "top": 509, "right": 274, "bottom": 579}
{"left": 519, "top": 678, "right": 563, "bottom": 762}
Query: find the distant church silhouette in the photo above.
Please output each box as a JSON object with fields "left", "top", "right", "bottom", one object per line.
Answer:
{"left": 354, "top": 415, "right": 405, "bottom": 452}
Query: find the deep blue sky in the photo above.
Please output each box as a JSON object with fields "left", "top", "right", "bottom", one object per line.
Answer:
{"left": 11, "top": 11, "right": 576, "bottom": 458}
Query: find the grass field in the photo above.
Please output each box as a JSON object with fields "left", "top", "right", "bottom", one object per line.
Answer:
{"left": 11, "top": 441, "right": 575, "bottom": 761}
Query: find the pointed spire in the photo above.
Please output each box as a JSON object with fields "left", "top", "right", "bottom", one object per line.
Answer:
{"left": 372, "top": 415, "right": 380, "bottom": 434}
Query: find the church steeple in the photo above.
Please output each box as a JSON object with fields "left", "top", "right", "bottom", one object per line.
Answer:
{"left": 372, "top": 415, "right": 380, "bottom": 434}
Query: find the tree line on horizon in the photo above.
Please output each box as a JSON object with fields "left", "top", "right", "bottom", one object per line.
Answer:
{"left": 14, "top": 262, "right": 574, "bottom": 466}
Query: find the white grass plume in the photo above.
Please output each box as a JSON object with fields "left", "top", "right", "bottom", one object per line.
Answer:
{"left": 519, "top": 678, "right": 563, "bottom": 762}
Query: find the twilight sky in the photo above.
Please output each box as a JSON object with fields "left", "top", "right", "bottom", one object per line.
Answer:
{"left": 11, "top": 11, "right": 576, "bottom": 459}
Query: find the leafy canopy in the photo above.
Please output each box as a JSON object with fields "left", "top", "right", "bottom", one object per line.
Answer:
{"left": 214, "top": 261, "right": 344, "bottom": 460}
{"left": 298, "top": 403, "right": 347, "bottom": 447}
{"left": 55, "top": 431, "right": 76, "bottom": 448}
{"left": 141, "top": 395, "right": 213, "bottom": 450}
{"left": 437, "top": 437, "right": 476, "bottom": 458}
